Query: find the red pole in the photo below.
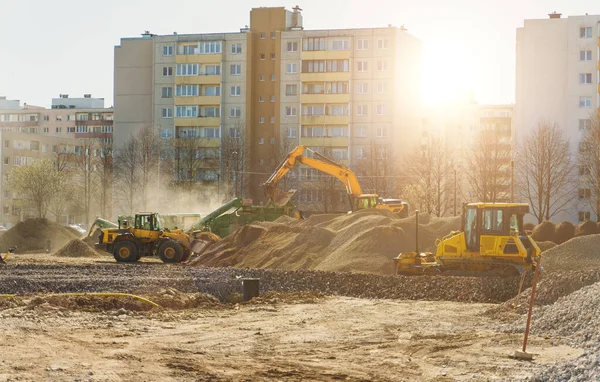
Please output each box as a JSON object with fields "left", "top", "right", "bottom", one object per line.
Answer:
{"left": 522, "top": 256, "right": 542, "bottom": 353}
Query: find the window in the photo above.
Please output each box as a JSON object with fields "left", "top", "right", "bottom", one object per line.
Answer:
{"left": 161, "top": 87, "right": 173, "bottom": 98}
{"left": 580, "top": 50, "right": 593, "bottom": 61}
{"left": 231, "top": 43, "right": 242, "bottom": 54}
{"left": 30, "top": 141, "right": 39, "bottom": 151}
{"left": 230, "top": 64, "right": 241, "bottom": 75}
{"left": 356, "top": 39, "right": 369, "bottom": 50}
{"left": 328, "top": 104, "right": 348, "bottom": 116}
{"left": 357, "top": 61, "right": 368, "bottom": 72}
{"left": 259, "top": 96, "right": 265, "bottom": 102}
{"left": 376, "top": 146, "right": 388, "bottom": 159}
{"left": 43, "top": 127, "right": 49, "bottom": 133}
{"left": 302, "top": 126, "right": 325, "bottom": 137}
{"left": 286, "top": 84, "right": 298, "bottom": 95}
{"left": 229, "top": 128, "right": 241, "bottom": 138}
{"left": 271, "top": 74, "right": 276, "bottom": 81}
{"left": 56, "top": 127, "right": 62, "bottom": 133}
{"left": 579, "top": 73, "right": 593, "bottom": 84}
{"left": 376, "top": 126, "right": 389, "bottom": 137}
{"left": 302, "top": 105, "right": 325, "bottom": 116}
{"left": 199, "top": 41, "right": 221, "bottom": 54}
{"left": 302, "top": 60, "right": 349, "bottom": 73}
{"left": 579, "top": 119, "right": 592, "bottom": 130}
{"left": 181, "top": 44, "right": 198, "bottom": 55}
{"left": 43, "top": 115, "right": 49, "bottom": 121}
{"left": 271, "top": 53, "right": 276, "bottom": 60}
{"left": 230, "top": 107, "right": 241, "bottom": 118}
{"left": 258, "top": 138, "right": 265, "bottom": 144}
{"left": 330, "top": 40, "right": 350, "bottom": 50}
{"left": 67, "top": 127, "right": 75, "bottom": 133}
{"left": 161, "top": 108, "right": 173, "bottom": 119}
{"left": 176, "top": 106, "right": 198, "bottom": 118}
{"left": 302, "top": 37, "right": 326, "bottom": 51}
{"left": 260, "top": 32, "right": 266, "bottom": 39}
{"left": 287, "top": 41, "right": 298, "bottom": 52}
{"left": 579, "top": 96, "right": 592, "bottom": 108}
{"left": 259, "top": 117, "right": 265, "bottom": 124}
{"left": 203, "top": 65, "right": 221, "bottom": 76}
{"left": 579, "top": 188, "right": 591, "bottom": 200}
{"left": 376, "top": 104, "right": 388, "bottom": 115}
{"left": 270, "top": 96, "right": 275, "bottom": 102}
{"left": 163, "top": 45, "right": 173, "bottom": 56}
{"left": 259, "top": 75, "right": 265, "bottom": 81}
{"left": 286, "top": 63, "right": 298, "bottom": 74}
{"left": 578, "top": 211, "right": 591, "bottom": 222}
{"left": 270, "top": 117, "right": 275, "bottom": 123}
{"left": 377, "top": 60, "right": 388, "bottom": 71}
{"left": 580, "top": 27, "right": 592, "bottom": 38}
{"left": 377, "top": 39, "right": 389, "bottom": 49}
{"left": 357, "top": 105, "right": 368, "bottom": 116}
{"left": 355, "top": 126, "right": 368, "bottom": 137}
{"left": 330, "top": 127, "right": 348, "bottom": 137}
{"left": 200, "top": 107, "right": 220, "bottom": 118}
{"left": 331, "top": 148, "right": 348, "bottom": 160}
{"left": 271, "top": 32, "right": 276, "bottom": 39}
{"left": 230, "top": 86, "right": 241, "bottom": 96}
{"left": 3, "top": 140, "right": 8, "bottom": 148}
{"left": 356, "top": 83, "right": 369, "bottom": 94}
{"left": 176, "top": 64, "right": 199, "bottom": 76}
{"left": 259, "top": 53, "right": 266, "bottom": 60}
{"left": 176, "top": 85, "right": 199, "bottom": 97}
{"left": 356, "top": 147, "right": 367, "bottom": 159}
{"left": 377, "top": 82, "right": 388, "bottom": 93}
{"left": 162, "top": 66, "right": 173, "bottom": 77}
{"left": 285, "top": 106, "right": 297, "bottom": 116}
{"left": 287, "top": 127, "right": 297, "bottom": 138}
{"left": 2, "top": 157, "right": 7, "bottom": 165}
{"left": 203, "top": 85, "right": 220, "bottom": 96}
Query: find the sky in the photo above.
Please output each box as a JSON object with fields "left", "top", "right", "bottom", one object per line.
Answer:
{"left": 1, "top": 0, "right": 598, "bottom": 108}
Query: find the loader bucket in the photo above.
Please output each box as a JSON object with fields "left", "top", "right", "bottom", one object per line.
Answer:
{"left": 190, "top": 231, "right": 221, "bottom": 255}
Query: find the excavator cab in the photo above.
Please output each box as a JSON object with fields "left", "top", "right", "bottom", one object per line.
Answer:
{"left": 351, "top": 195, "right": 378, "bottom": 211}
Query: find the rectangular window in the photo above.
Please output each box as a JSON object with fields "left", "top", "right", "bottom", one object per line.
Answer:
{"left": 377, "top": 60, "right": 388, "bottom": 71}
{"left": 302, "top": 37, "right": 326, "bottom": 51}
{"left": 181, "top": 44, "right": 198, "bottom": 55}
{"left": 356, "top": 147, "right": 367, "bottom": 159}
{"left": 579, "top": 73, "right": 593, "bottom": 84}
{"left": 259, "top": 53, "right": 266, "bottom": 60}
{"left": 377, "top": 39, "right": 389, "bottom": 49}
{"left": 271, "top": 53, "right": 276, "bottom": 60}
{"left": 203, "top": 65, "right": 221, "bottom": 76}
{"left": 580, "top": 50, "right": 593, "bottom": 61}
{"left": 270, "top": 95, "right": 275, "bottom": 102}
{"left": 287, "top": 127, "right": 297, "bottom": 138}
{"left": 175, "top": 85, "right": 199, "bottom": 97}
{"left": 580, "top": 27, "right": 592, "bottom": 38}
{"left": 286, "top": 84, "right": 298, "bottom": 95}
{"left": 285, "top": 106, "right": 297, "bottom": 116}
{"left": 230, "top": 86, "right": 241, "bottom": 96}
{"left": 327, "top": 104, "right": 348, "bottom": 116}
{"left": 330, "top": 127, "right": 348, "bottom": 137}
{"left": 3, "top": 141, "right": 8, "bottom": 148}
{"left": 579, "top": 119, "right": 592, "bottom": 130}
{"left": 376, "top": 127, "right": 389, "bottom": 137}
{"left": 287, "top": 41, "right": 298, "bottom": 52}
{"left": 43, "top": 127, "right": 49, "bottom": 133}
{"left": 162, "top": 66, "right": 173, "bottom": 77}
{"left": 578, "top": 211, "right": 591, "bottom": 222}
{"left": 163, "top": 45, "right": 173, "bottom": 56}
{"left": 259, "top": 96, "right": 265, "bottom": 102}
{"left": 331, "top": 148, "right": 348, "bottom": 160}
{"left": 376, "top": 104, "right": 388, "bottom": 115}
{"left": 175, "top": 106, "right": 198, "bottom": 118}
{"left": 161, "top": 87, "right": 173, "bottom": 98}
{"left": 355, "top": 126, "right": 368, "bottom": 137}
{"left": 260, "top": 33, "right": 266, "bottom": 39}
{"left": 259, "top": 75, "right": 265, "bottom": 81}
{"left": 2, "top": 157, "right": 7, "bottom": 165}
{"left": 356, "top": 83, "right": 369, "bottom": 94}
{"left": 377, "top": 82, "right": 388, "bottom": 93}
{"left": 231, "top": 43, "right": 242, "bottom": 54}
{"left": 301, "top": 126, "right": 325, "bottom": 137}
{"left": 56, "top": 127, "right": 62, "bottom": 133}
{"left": 357, "top": 105, "right": 368, "bottom": 116}
{"left": 357, "top": 61, "right": 368, "bottom": 72}
{"left": 302, "top": 105, "right": 325, "bottom": 116}
{"left": 271, "top": 74, "right": 276, "bottom": 81}
{"left": 203, "top": 85, "right": 221, "bottom": 96}
{"left": 271, "top": 32, "right": 276, "bottom": 39}
{"left": 230, "top": 107, "right": 241, "bottom": 118}
{"left": 579, "top": 188, "right": 591, "bottom": 200}
{"left": 161, "top": 108, "right": 173, "bottom": 119}
{"left": 579, "top": 96, "right": 592, "bottom": 108}
{"left": 67, "top": 127, "right": 75, "bottom": 133}
{"left": 200, "top": 107, "right": 220, "bottom": 118}
{"left": 270, "top": 116, "right": 275, "bottom": 123}
{"left": 258, "top": 138, "right": 265, "bottom": 144}
{"left": 176, "top": 64, "right": 199, "bottom": 76}
{"left": 330, "top": 40, "right": 350, "bottom": 50}
{"left": 199, "top": 41, "right": 221, "bottom": 54}
{"left": 230, "top": 128, "right": 241, "bottom": 138}
{"left": 30, "top": 141, "right": 39, "bottom": 151}
{"left": 230, "top": 64, "right": 241, "bottom": 75}
{"left": 356, "top": 39, "right": 369, "bottom": 50}
{"left": 286, "top": 63, "right": 298, "bottom": 74}
{"left": 259, "top": 117, "right": 265, "bottom": 124}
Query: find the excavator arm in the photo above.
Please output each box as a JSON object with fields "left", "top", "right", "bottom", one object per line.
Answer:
{"left": 264, "top": 145, "right": 363, "bottom": 206}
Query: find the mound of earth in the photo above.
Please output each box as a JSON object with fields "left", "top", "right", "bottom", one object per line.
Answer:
{"left": 53, "top": 239, "right": 103, "bottom": 258}
{"left": 0, "top": 218, "right": 79, "bottom": 252}
{"left": 189, "top": 209, "right": 461, "bottom": 275}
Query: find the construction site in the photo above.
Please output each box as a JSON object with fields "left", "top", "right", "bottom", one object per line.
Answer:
{"left": 0, "top": 199, "right": 599, "bottom": 381}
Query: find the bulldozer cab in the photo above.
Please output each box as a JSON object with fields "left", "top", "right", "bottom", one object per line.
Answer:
{"left": 462, "top": 203, "right": 527, "bottom": 252}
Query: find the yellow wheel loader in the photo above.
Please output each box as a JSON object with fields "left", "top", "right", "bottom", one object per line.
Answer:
{"left": 394, "top": 203, "right": 541, "bottom": 276}
{"left": 97, "top": 213, "right": 203, "bottom": 263}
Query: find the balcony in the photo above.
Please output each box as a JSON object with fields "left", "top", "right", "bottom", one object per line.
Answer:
{"left": 300, "top": 137, "right": 349, "bottom": 147}
{"left": 301, "top": 115, "right": 349, "bottom": 125}
{"left": 301, "top": 50, "right": 351, "bottom": 60}
{"left": 174, "top": 117, "right": 220, "bottom": 127}
{"left": 175, "top": 54, "right": 221, "bottom": 64}
{"left": 301, "top": 93, "right": 350, "bottom": 104}
{"left": 175, "top": 75, "right": 221, "bottom": 85}
{"left": 174, "top": 96, "right": 221, "bottom": 105}
{"left": 300, "top": 72, "right": 350, "bottom": 82}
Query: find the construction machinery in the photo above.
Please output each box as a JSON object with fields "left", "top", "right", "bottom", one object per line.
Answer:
{"left": 263, "top": 145, "right": 408, "bottom": 217}
{"left": 394, "top": 203, "right": 541, "bottom": 276}
{"left": 96, "top": 213, "right": 202, "bottom": 263}
{"left": 86, "top": 217, "right": 119, "bottom": 238}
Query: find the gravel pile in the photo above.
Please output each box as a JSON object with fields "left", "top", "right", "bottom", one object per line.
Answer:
{"left": 0, "top": 218, "right": 79, "bottom": 252}
{"left": 53, "top": 239, "right": 103, "bottom": 258}
{"left": 190, "top": 209, "right": 461, "bottom": 275}
{"left": 0, "top": 263, "right": 525, "bottom": 304}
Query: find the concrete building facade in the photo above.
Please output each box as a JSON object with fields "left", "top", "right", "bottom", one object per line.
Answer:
{"left": 113, "top": 6, "right": 422, "bottom": 211}
{"left": 515, "top": 12, "right": 600, "bottom": 222}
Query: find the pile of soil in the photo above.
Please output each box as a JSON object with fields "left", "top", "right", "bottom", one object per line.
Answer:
{"left": 0, "top": 219, "right": 79, "bottom": 252}
{"left": 531, "top": 221, "right": 555, "bottom": 242}
{"left": 575, "top": 220, "right": 598, "bottom": 237}
{"left": 53, "top": 239, "right": 103, "bottom": 258}
{"left": 189, "top": 209, "right": 461, "bottom": 275}
{"left": 554, "top": 221, "right": 575, "bottom": 244}
{"left": 82, "top": 229, "right": 102, "bottom": 247}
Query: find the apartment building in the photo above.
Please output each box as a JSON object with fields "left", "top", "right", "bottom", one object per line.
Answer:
{"left": 0, "top": 97, "right": 114, "bottom": 226}
{"left": 114, "top": 6, "right": 422, "bottom": 212}
{"left": 515, "top": 12, "right": 600, "bottom": 222}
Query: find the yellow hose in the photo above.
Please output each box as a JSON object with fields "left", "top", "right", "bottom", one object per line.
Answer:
{"left": 0, "top": 292, "right": 159, "bottom": 308}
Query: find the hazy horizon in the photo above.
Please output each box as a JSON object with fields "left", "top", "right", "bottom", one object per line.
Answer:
{"left": 1, "top": 0, "right": 598, "bottom": 108}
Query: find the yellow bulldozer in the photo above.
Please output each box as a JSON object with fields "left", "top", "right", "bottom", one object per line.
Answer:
{"left": 264, "top": 145, "right": 408, "bottom": 217}
{"left": 96, "top": 213, "right": 203, "bottom": 263}
{"left": 394, "top": 202, "right": 541, "bottom": 276}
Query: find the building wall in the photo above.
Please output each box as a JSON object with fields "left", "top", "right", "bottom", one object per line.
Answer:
{"left": 51, "top": 96, "right": 105, "bottom": 109}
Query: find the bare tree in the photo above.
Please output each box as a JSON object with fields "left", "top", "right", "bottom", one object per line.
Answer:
{"left": 579, "top": 116, "right": 600, "bottom": 219}
{"left": 137, "top": 126, "right": 161, "bottom": 211}
{"left": 221, "top": 125, "right": 248, "bottom": 199}
{"left": 73, "top": 139, "right": 97, "bottom": 225}
{"left": 466, "top": 126, "right": 513, "bottom": 203}
{"left": 114, "top": 138, "right": 138, "bottom": 216}
{"left": 268, "top": 136, "right": 299, "bottom": 199}
{"left": 517, "top": 121, "right": 574, "bottom": 223}
{"left": 355, "top": 143, "right": 401, "bottom": 199}
{"left": 48, "top": 145, "right": 76, "bottom": 222}
{"left": 95, "top": 134, "right": 113, "bottom": 218}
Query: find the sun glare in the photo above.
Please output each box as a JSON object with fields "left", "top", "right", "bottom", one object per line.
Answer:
{"left": 422, "top": 45, "right": 476, "bottom": 106}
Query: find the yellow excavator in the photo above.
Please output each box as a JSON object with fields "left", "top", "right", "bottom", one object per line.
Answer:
{"left": 394, "top": 202, "right": 541, "bottom": 276}
{"left": 264, "top": 145, "right": 408, "bottom": 216}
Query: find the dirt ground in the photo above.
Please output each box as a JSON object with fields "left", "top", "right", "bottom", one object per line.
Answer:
{"left": 0, "top": 253, "right": 584, "bottom": 381}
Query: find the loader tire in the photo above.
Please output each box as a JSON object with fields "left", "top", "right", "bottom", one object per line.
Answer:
{"left": 182, "top": 249, "right": 191, "bottom": 262}
{"left": 158, "top": 241, "right": 184, "bottom": 263}
{"left": 113, "top": 241, "right": 138, "bottom": 263}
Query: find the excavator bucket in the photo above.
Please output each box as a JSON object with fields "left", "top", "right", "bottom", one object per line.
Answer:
{"left": 265, "top": 185, "right": 296, "bottom": 207}
{"left": 189, "top": 231, "right": 221, "bottom": 256}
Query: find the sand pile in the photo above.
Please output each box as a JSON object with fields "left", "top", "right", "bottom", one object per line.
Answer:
{"left": 0, "top": 219, "right": 79, "bottom": 252}
{"left": 53, "top": 239, "right": 103, "bottom": 258}
{"left": 190, "top": 209, "right": 461, "bottom": 275}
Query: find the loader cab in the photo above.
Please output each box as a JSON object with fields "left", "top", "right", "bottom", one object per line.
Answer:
{"left": 134, "top": 213, "right": 162, "bottom": 232}
{"left": 462, "top": 203, "right": 528, "bottom": 252}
